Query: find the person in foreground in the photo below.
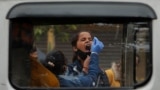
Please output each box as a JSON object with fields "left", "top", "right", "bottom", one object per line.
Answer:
{"left": 29, "top": 46, "right": 60, "bottom": 87}
{"left": 44, "top": 37, "right": 104, "bottom": 87}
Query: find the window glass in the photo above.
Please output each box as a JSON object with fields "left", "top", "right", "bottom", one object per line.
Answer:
{"left": 9, "top": 20, "right": 151, "bottom": 89}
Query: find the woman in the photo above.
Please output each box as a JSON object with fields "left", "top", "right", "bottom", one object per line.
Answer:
{"left": 67, "top": 31, "right": 93, "bottom": 75}
{"left": 66, "top": 31, "right": 110, "bottom": 87}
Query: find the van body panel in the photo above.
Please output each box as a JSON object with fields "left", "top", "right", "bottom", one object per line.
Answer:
{"left": 0, "top": 0, "right": 160, "bottom": 90}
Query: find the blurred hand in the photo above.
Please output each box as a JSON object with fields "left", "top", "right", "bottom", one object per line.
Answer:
{"left": 91, "top": 37, "right": 104, "bottom": 54}
{"left": 83, "top": 56, "right": 90, "bottom": 73}
{"left": 30, "top": 51, "right": 38, "bottom": 60}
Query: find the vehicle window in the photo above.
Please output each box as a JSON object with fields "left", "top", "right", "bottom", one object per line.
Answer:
{"left": 9, "top": 18, "right": 152, "bottom": 89}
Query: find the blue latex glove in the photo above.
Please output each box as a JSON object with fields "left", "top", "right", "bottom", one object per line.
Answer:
{"left": 91, "top": 37, "right": 104, "bottom": 54}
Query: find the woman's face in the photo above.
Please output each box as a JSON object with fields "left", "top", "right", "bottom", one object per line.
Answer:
{"left": 74, "top": 32, "right": 92, "bottom": 53}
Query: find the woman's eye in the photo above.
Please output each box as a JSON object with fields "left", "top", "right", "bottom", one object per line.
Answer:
{"left": 81, "top": 38, "right": 85, "bottom": 41}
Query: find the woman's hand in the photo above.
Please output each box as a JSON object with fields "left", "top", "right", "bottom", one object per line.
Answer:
{"left": 91, "top": 37, "right": 104, "bottom": 54}
{"left": 82, "top": 55, "right": 90, "bottom": 74}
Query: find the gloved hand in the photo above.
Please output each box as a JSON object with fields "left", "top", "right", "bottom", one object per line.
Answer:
{"left": 91, "top": 37, "right": 104, "bottom": 54}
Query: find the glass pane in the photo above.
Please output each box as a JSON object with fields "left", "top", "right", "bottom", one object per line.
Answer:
{"left": 9, "top": 20, "right": 151, "bottom": 89}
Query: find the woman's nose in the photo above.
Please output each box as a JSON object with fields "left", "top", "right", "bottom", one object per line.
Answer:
{"left": 86, "top": 38, "right": 91, "bottom": 42}
{"left": 85, "top": 40, "right": 92, "bottom": 47}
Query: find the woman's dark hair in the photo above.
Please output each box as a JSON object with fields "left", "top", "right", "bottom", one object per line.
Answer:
{"left": 44, "top": 50, "right": 67, "bottom": 75}
{"left": 71, "top": 30, "right": 92, "bottom": 62}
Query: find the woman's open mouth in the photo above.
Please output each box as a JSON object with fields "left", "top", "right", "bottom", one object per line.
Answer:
{"left": 85, "top": 45, "right": 91, "bottom": 51}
